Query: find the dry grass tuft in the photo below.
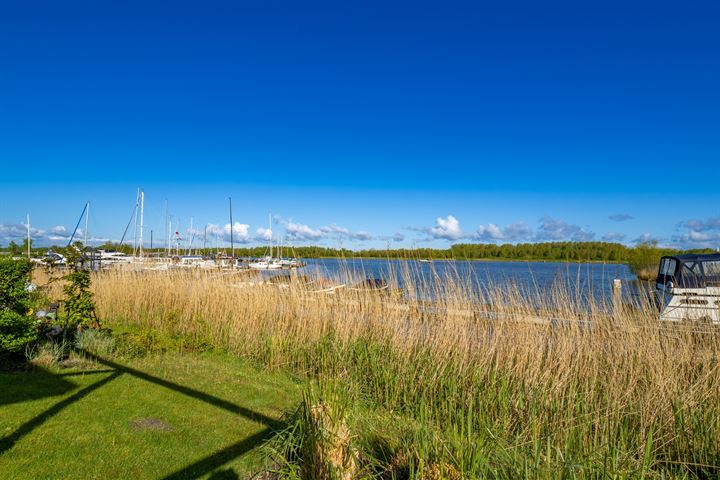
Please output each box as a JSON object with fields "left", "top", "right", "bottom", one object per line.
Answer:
{"left": 307, "top": 401, "right": 358, "bottom": 480}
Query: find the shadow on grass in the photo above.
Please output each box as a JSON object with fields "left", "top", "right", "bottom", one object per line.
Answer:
{"left": 0, "top": 367, "right": 77, "bottom": 407}
{"left": 207, "top": 467, "right": 240, "bottom": 480}
{"left": 81, "top": 350, "right": 284, "bottom": 430}
{"left": 0, "top": 350, "right": 287, "bottom": 479}
{"left": 161, "top": 428, "right": 274, "bottom": 480}
{"left": 0, "top": 371, "right": 123, "bottom": 454}
{"left": 54, "top": 369, "right": 116, "bottom": 377}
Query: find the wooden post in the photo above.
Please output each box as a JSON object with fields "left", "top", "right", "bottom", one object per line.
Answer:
{"left": 612, "top": 279, "right": 622, "bottom": 319}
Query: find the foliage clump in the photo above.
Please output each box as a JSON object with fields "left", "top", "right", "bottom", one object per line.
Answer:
{"left": 0, "top": 257, "right": 38, "bottom": 357}
{"left": 1, "top": 243, "right": 101, "bottom": 366}
{"left": 58, "top": 243, "right": 98, "bottom": 330}
{"left": 626, "top": 241, "right": 675, "bottom": 281}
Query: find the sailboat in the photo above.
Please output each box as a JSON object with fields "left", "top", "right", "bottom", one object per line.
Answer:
{"left": 248, "top": 215, "right": 304, "bottom": 270}
{"left": 248, "top": 256, "right": 283, "bottom": 270}
{"left": 248, "top": 215, "right": 280, "bottom": 270}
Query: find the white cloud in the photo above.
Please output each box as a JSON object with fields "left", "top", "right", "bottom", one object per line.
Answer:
{"left": 256, "top": 227, "right": 273, "bottom": 241}
{"left": 681, "top": 217, "right": 720, "bottom": 232}
{"left": 476, "top": 221, "right": 532, "bottom": 242}
{"left": 285, "top": 221, "right": 324, "bottom": 241}
{"left": 379, "top": 233, "right": 405, "bottom": 243}
{"left": 206, "top": 222, "right": 251, "bottom": 243}
{"left": 48, "top": 235, "right": 69, "bottom": 242}
{"left": 535, "top": 217, "right": 595, "bottom": 242}
{"left": 672, "top": 231, "right": 720, "bottom": 249}
{"left": 633, "top": 233, "right": 659, "bottom": 245}
{"left": 672, "top": 217, "right": 720, "bottom": 249}
{"left": 321, "top": 224, "right": 349, "bottom": 235}
{"left": 413, "top": 216, "right": 599, "bottom": 243}
{"left": 0, "top": 223, "right": 112, "bottom": 246}
{"left": 476, "top": 223, "right": 504, "bottom": 240}
{"left": 602, "top": 232, "right": 627, "bottom": 242}
{"left": 348, "top": 230, "right": 373, "bottom": 241}
{"left": 271, "top": 218, "right": 373, "bottom": 243}
{"left": 0, "top": 223, "right": 44, "bottom": 241}
{"left": 428, "top": 215, "right": 463, "bottom": 240}
{"left": 321, "top": 224, "right": 373, "bottom": 241}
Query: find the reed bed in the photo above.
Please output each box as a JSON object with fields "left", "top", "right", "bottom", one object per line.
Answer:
{"left": 85, "top": 264, "right": 719, "bottom": 478}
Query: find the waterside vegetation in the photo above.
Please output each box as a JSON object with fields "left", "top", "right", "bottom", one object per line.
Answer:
{"left": 2, "top": 256, "right": 719, "bottom": 478}
{"left": 90, "top": 267, "right": 720, "bottom": 477}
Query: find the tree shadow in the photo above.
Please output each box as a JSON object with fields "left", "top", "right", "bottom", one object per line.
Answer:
{"left": 54, "top": 369, "right": 116, "bottom": 377}
{"left": 0, "top": 366, "right": 77, "bottom": 407}
{"left": 2, "top": 350, "right": 288, "bottom": 479}
{"left": 207, "top": 467, "right": 240, "bottom": 480}
{"left": 161, "top": 428, "right": 274, "bottom": 480}
{"left": 81, "top": 350, "right": 284, "bottom": 430}
{"left": 0, "top": 371, "right": 122, "bottom": 454}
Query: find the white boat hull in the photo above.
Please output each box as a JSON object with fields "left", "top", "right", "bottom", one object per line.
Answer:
{"left": 657, "top": 285, "right": 720, "bottom": 325}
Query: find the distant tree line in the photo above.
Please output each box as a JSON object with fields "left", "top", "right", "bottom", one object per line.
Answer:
{"left": 2, "top": 240, "right": 715, "bottom": 279}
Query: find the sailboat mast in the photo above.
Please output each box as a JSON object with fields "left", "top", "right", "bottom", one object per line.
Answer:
{"left": 167, "top": 217, "right": 172, "bottom": 257}
{"left": 176, "top": 219, "right": 180, "bottom": 256}
{"left": 268, "top": 214, "right": 272, "bottom": 258}
{"left": 84, "top": 201, "right": 90, "bottom": 246}
{"left": 229, "top": 197, "right": 234, "bottom": 258}
{"left": 132, "top": 188, "right": 139, "bottom": 256}
{"left": 26, "top": 214, "right": 30, "bottom": 258}
{"left": 138, "top": 190, "right": 145, "bottom": 258}
{"left": 188, "top": 217, "right": 193, "bottom": 255}
{"left": 164, "top": 199, "right": 169, "bottom": 257}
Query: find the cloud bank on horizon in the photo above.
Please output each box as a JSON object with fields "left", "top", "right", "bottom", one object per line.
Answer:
{"left": 3, "top": 213, "right": 719, "bottom": 251}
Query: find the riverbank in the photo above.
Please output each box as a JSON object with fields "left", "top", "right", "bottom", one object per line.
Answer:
{"left": 73, "top": 267, "right": 720, "bottom": 478}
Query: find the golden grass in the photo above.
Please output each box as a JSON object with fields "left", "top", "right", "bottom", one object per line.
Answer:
{"left": 35, "top": 263, "right": 720, "bottom": 476}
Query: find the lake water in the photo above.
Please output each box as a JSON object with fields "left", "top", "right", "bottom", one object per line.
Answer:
{"left": 298, "top": 258, "right": 636, "bottom": 303}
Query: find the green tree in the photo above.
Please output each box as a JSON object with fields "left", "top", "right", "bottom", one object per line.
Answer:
{"left": 21, "top": 237, "right": 33, "bottom": 256}
{"left": 7, "top": 241, "right": 21, "bottom": 255}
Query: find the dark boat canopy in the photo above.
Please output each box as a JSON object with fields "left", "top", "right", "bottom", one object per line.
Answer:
{"left": 656, "top": 253, "right": 720, "bottom": 288}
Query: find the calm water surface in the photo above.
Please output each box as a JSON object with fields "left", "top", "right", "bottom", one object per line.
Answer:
{"left": 298, "top": 258, "right": 635, "bottom": 302}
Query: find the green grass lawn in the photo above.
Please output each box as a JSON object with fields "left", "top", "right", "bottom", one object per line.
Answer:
{"left": 0, "top": 352, "right": 302, "bottom": 479}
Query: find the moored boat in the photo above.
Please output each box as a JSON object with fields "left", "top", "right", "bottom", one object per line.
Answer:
{"left": 656, "top": 253, "right": 720, "bottom": 324}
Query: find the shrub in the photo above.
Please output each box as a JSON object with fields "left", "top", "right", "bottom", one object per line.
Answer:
{"left": 627, "top": 241, "right": 663, "bottom": 280}
{"left": 0, "top": 258, "right": 38, "bottom": 359}
{"left": 0, "top": 257, "right": 32, "bottom": 314}
{"left": 0, "top": 310, "right": 37, "bottom": 354}
{"left": 62, "top": 270, "right": 97, "bottom": 329}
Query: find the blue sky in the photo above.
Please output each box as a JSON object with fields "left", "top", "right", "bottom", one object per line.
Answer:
{"left": 1, "top": 1, "right": 719, "bottom": 249}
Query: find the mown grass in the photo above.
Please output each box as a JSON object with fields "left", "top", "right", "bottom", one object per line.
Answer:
{"left": 33, "top": 265, "right": 720, "bottom": 478}
{"left": 0, "top": 350, "right": 301, "bottom": 479}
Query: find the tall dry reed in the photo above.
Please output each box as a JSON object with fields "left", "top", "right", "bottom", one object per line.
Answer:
{"left": 82, "top": 263, "right": 719, "bottom": 477}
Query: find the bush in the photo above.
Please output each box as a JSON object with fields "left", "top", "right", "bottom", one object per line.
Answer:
{"left": 0, "top": 310, "right": 37, "bottom": 354}
{"left": 627, "top": 242, "right": 664, "bottom": 281}
{"left": 62, "top": 270, "right": 97, "bottom": 329}
{"left": 0, "top": 257, "right": 32, "bottom": 314}
{"left": 0, "top": 258, "right": 38, "bottom": 359}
